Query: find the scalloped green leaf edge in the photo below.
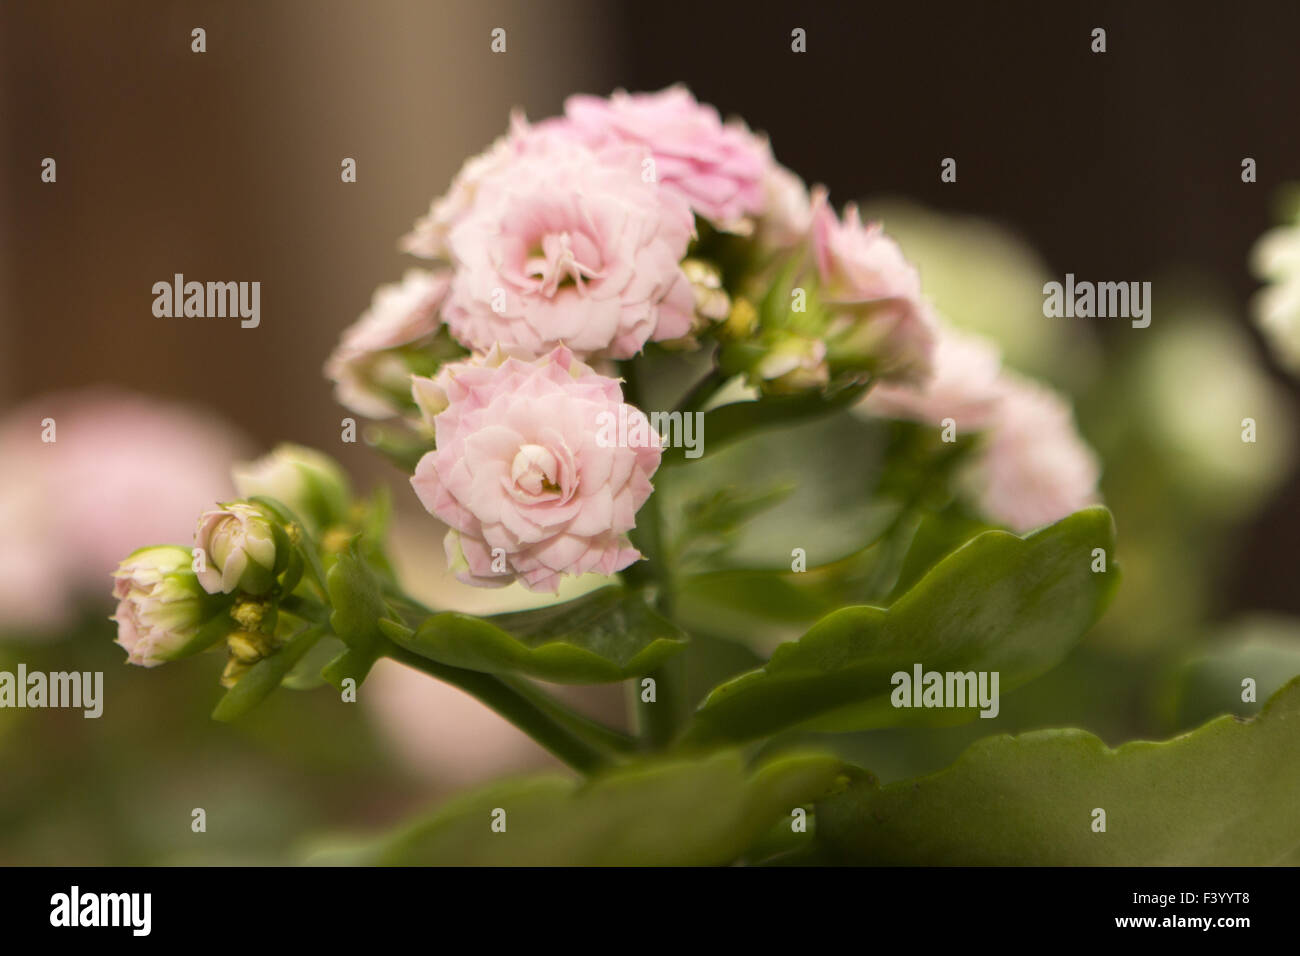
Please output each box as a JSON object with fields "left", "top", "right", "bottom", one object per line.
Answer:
{"left": 388, "top": 586, "right": 688, "bottom": 684}
{"left": 683, "top": 506, "right": 1119, "bottom": 744}
{"left": 816, "top": 676, "right": 1300, "bottom": 865}
{"left": 305, "top": 749, "right": 841, "bottom": 866}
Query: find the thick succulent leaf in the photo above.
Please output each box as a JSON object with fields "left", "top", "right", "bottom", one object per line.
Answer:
{"left": 388, "top": 586, "right": 687, "bottom": 684}
{"left": 1159, "top": 616, "right": 1300, "bottom": 730}
{"left": 674, "top": 525, "right": 920, "bottom": 649}
{"left": 280, "top": 634, "right": 347, "bottom": 690}
{"left": 885, "top": 507, "right": 994, "bottom": 601}
{"left": 659, "top": 383, "right": 869, "bottom": 468}
{"left": 657, "top": 412, "right": 904, "bottom": 573}
{"left": 816, "top": 677, "right": 1300, "bottom": 865}
{"left": 308, "top": 750, "right": 841, "bottom": 866}
{"left": 684, "top": 507, "right": 1118, "bottom": 744}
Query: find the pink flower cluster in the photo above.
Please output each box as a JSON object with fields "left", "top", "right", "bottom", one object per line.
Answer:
{"left": 325, "top": 86, "right": 942, "bottom": 590}
{"left": 392, "top": 86, "right": 825, "bottom": 366}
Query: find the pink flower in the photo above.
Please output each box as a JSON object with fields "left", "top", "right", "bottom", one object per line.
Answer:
{"left": 111, "top": 546, "right": 210, "bottom": 667}
{"left": 440, "top": 135, "right": 696, "bottom": 359}
{"left": 810, "top": 189, "right": 937, "bottom": 383}
{"left": 401, "top": 112, "right": 553, "bottom": 261}
{"left": 325, "top": 269, "right": 452, "bottom": 418}
{"left": 859, "top": 325, "right": 1004, "bottom": 432}
{"left": 758, "top": 163, "right": 813, "bottom": 248}
{"left": 965, "top": 374, "right": 1101, "bottom": 532}
{"left": 409, "top": 347, "right": 660, "bottom": 593}
{"left": 560, "top": 86, "right": 773, "bottom": 228}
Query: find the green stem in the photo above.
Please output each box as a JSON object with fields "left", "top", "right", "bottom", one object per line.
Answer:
{"left": 640, "top": 654, "right": 687, "bottom": 750}
{"left": 385, "top": 645, "right": 613, "bottom": 774}
{"left": 502, "top": 675, "right": 638, "bottom": 756}
{"left": 619, "top": 356, "right": 689, "bottom": 748}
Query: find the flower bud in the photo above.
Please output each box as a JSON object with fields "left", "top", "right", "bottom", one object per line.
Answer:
{"left": 111, "top": 546, "right": 215, "bottom": 667}
{"left": 232, "top": 444, "right": 350, "bottom": 533}
{"left": 658, "top": 259, "right": 732, "bottom": 349}
{"left": 753, "top": 333, "right": 830, "bottom": 394}
{"left": 194, "top": 503, "right": 279, "bottom": 595}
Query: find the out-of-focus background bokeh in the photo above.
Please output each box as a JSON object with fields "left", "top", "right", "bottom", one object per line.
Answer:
{"left": 4, "top": 0, "right": 1300, "bottom": 863}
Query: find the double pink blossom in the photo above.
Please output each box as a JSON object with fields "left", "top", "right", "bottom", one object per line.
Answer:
{"left": 439, "top": 135, "right": 696, "bottom": 359}
{"left": 410, "top": 347, "right": 660, "bottom": 592}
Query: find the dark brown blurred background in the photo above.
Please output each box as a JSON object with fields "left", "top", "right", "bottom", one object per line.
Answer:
{"left": 4, "top": 0, "right": 1299, "bottom": 611}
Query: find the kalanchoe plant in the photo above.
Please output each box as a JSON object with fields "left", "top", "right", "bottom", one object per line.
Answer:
{"left": 111, "top": 87, "right": 1300, "bottom": 866}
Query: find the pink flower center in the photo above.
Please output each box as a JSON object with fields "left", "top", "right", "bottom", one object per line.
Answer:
{"left": 525, "top": 232, "right": 603, "bottom": 296}
{"left": 509, "top": 443, "right": 567, "bottom": 502}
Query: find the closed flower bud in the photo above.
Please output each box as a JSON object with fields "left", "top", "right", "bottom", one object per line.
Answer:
{"left": 194, "top": 503, "right": 279, "bottom": 595}
{"left": 658, "top": 259, "right": 732, "bottom": 349}
{"left": 111, "top": 546, "right": 214, "bottom": 667}
{"left": 232, "top": 444, "right": 351, "bottom": 533}
{"left": 753, "top": 333, "right": 830, "bottom": 394}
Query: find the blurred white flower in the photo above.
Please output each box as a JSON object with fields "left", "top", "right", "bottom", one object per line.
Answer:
{"left": 1131, "top": 313, "right": 1294, "bottom": 513}
{"left": 1251, "top": 218, "right": 1300, "bottom": 373}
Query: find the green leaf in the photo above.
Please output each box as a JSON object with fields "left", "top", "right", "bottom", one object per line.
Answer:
{"left": 885, "top": 507, "right": 994, "bottom": 602}
{"left": 683, "top": 507, "right": 1118, "bottom": 744}
{"left": 322, "top": 547, "right": 389, "bottom": 688}
{"left": 307, "top": 750, "right": 842, "bottom": 866}
{"left": 280, "top": 634, "right": 347, "bottom": 690}
{"left": 1158, "top": 615, "right": 1300, "bottom": 730}
{"left": 815, "top": 677, "right": 1300, "bottom": 865}
{"left": 387, "top": 586, "right": 687, "bottom": 684}
{"left": 211, "top": 626, "right": 324, "bottom": 722}
{"left": 659, "top": 383, "right": 869, "bottom": 468}
{"left": 674, "top": 525, "right": 919, "bottom": 649}
{"left": 657, "top": 412, "right": 904, "bottom": 573}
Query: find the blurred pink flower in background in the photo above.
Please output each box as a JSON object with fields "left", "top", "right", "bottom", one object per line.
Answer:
{"left": 364, "top": 658, "right": 559, "bottom": 789}
{"left": 857, "top": 324, "right": 1100, "bottom": 532}
{"left": 861, "top": 324, "right": 1004, "bottom": 432}
{"left": 0, "top": 388, "right": 248, "bottom": 635}
{"left": 965, "top": 373, "right": 1101, "bottom": 532}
